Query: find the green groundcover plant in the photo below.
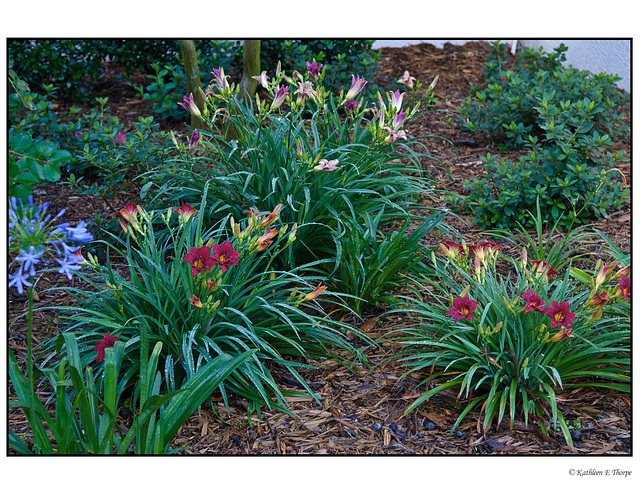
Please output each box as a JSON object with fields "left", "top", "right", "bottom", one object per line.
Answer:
{"left": 388, "top": 232, "right": 630, "bottom": 447}
{"left": 43, "top": 190, "right": 365, "bottom": 417}
{"left": 458, "top": 41, "right": 629, "bottom": 229}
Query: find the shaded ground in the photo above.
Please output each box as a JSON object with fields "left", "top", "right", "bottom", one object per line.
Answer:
{"left": 7, "top": 41, "right": 631, "bottom": 455}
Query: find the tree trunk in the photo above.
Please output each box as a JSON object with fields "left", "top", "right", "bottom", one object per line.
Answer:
{"left": 238, "top": 40, "right": 261, "bottom": 101}
{"left": 178, "top": 40, "right": 207, "bottom": 131}
{"left": 225, "top": 40, "right": 261, "bottom": 140}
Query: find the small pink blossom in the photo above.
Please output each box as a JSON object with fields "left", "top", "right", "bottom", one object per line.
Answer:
{"left": 114, "top": 132, "right": 127, "bottom": 146}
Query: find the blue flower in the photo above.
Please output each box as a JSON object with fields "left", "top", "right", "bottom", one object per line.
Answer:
{"left": 15, "top": 246, "right": 43, "bottom": 277}
{"left": 9, "top": 267, "right": 33, "bottom": 294}
{"left": 56, "top": 255, "right": 83, "bottom": 280}
{"left": 65, "top": 220, "right": 93, "bottom": 244}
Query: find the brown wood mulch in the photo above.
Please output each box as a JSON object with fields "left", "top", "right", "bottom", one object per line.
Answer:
{"left": 7, "top": 41, "right": 631, "bottom": 456}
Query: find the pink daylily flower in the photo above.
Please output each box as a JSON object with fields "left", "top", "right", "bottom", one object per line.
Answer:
{"left": 314, "top": 159, "right": 339, "bottom": 172}
{"left": 397, "top": 71, "right": 416, "bottom": 89}
{"left": 252, "top": 71, "right": 270, "bottom": 88}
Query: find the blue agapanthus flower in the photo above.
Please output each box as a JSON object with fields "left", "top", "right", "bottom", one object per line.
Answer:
{"left": 8, "top": 196, "right": 94, "bottom": 293}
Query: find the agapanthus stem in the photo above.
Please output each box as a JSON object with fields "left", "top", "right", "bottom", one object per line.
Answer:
{"left": 26, "top": 285, "right": 35, "bottom": 424}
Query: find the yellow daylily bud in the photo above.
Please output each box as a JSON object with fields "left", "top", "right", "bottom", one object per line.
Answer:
{"left": 460, "top": 285, "right": 470, "bottom": 298}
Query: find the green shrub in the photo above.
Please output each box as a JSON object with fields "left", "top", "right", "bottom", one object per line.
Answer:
{"left": 13, "top": 90, "right": 173, "bottom": 197}
{"left": 458, "top": 41, "right": 629, "bottom": 229}
{"left": 8, "top": 63, "right": 71, "bottom": 199}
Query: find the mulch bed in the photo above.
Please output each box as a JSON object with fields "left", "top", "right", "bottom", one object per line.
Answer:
{"left": 7, "top": 41, "right": 631, "bottom": 456}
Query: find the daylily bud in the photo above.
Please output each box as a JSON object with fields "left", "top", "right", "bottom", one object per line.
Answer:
{"left": 612, "top": 264, "right": 630, "bottom": 279}
{"left": 595, "top": 260, "right": 617, "bottom": 287}
{"left": 460, "top": 285, "right": 470, "bottom": 298}
{"left": 260, "top": 204, "right": 282, "bottom": 228}
{"left": 389, "top": 89, "right": 404, "bottom": 112}
{"left": 301, "top": 283, "right": 327, "bottom": 302}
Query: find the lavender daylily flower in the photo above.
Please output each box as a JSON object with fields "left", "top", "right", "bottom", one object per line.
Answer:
{"left": 392, "top": 110, "right": 406, "bottom": 130}
{"left": 397, "top": 71, "right": 416, "bottom": 89}
{"left": 188, "top": 129, "right": 201, "bottom": 149}
{"left": 178, "top": 93, "right": 201, "bottom": 117}
{"left": 212, "top": 67, "right": 230, "bottom": 91}
{"left": 252, "top": 71, "right": 270, "bottom": 88}
{"left": 314, "top": 159, "right": 339, "bottom": 172}
{"left": 345, "top": 75, "right": 367, "bottom": 100}
{"left": 294, "top": 81, "right": 317, "bottom": 105}
{"left": 306, "top": 60, "right": 323, "bottom": 81}
{"left": 344, "top": 99, "right": 361, "bottom": 115}
{"left": 270, "top": 85, "right": 289, "bottom": 111}
{"left": 390, "top": 89, "right": 404, "bottom": 112}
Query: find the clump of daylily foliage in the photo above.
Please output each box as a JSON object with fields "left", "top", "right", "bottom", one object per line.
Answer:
{"left": 149, "top": 60, "right": 442, "bottom": 276}
{"left": 44, "top": 191, "right": 362, "bottom": 421}
{"left": 390, "top": 238, "right": 630, "bottom": 447}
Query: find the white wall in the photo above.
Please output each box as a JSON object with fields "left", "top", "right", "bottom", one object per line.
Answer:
{"left": 518, "top": 39, "right": 630, "bottom": 92}
{"left": 372, "top": 39, "right": 630, "bottom": 92}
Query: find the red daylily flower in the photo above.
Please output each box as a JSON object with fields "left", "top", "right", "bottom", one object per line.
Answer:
{"left": 174, "top": 203, "right": 198, "bottom": 222}
{"left": 212, "top": 241, "right": 240, "bottom": 272}
{"left": 531, "top": 260, "right": 559, "bottom": 278}
{"left": 94, "top": 333, "right": 120, "bottom": 362}
{"left": 521, "top": 290, "right": 544, "bottom": 313}
{"left": 184, "top": 246, "right": 216, "bottom": 276}
{"left": 446, "top": 295, "right": 478, "bottom": 322}
{"left": 542, "top": 301, "right": 576, "bottom": 328}
{"left": 616, "top": 275, "right": 630, "bottom": 300}
{"left": 468, "top": 241, "right": 502, "bottom": 261}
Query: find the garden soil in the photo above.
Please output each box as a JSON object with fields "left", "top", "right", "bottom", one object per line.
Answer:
{"left": 7, "top": 41, "right": 631, "bottom": 455}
